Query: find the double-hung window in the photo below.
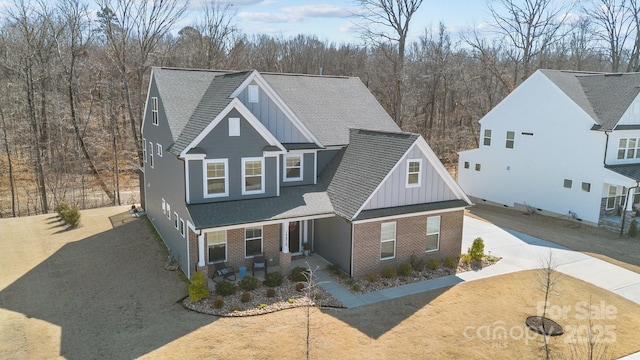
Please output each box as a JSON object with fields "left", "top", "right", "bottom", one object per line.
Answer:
{"left": 166, "top": 203, "right": 171, "bottom": 220}
{"left": 380, "top": 222, "right": 396, "bottom": 260}
{"left": 284, "top": 154, "right": 303, "bottom": 181}
{"left": 426, "top": 216, "right": 440, "bottom": 252}
{"left": 207, "top": 231, "right": 227, "bottom": 263}
{"left": 173, "top": 212, "right": 179, "bottom": 230}
{"left": 142, "top": 138, "right": 147, "bottom": 163}
{"left": 204, "top": 159, "right": 228, "bottom": 197}
{"left": 242, "top": 157, "right": 264, "bottom": 194}
{"left": 245, "top": 227, "right": 263, "bottom": 257}
{"left": 606, "top": 185, "right": 617, "bottom": 210}
{"left": 149, "top": 142, "right": 154, "bottom": 168}
{"left": 506, "top": 131, "right": 515, "bottom": 149}
{"left": 406, "top": 159, "right": 421, "bottom": 187}
{"left": 157, "top": 143, "right": 162, "bottom": 157}
{"left": 179, "top": 219, "right": 185, "bottom": 238}
{"left": 151, "top": 97, "right": 158, "bottom": 125}
{"left": 483, "top": 129, "right": 492, "bottom": 146}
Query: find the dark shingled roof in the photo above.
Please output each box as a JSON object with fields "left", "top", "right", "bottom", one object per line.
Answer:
{"left": 327, "top": 129, "right": 419, "bottom": 220}
{"left": 355, "top": 200, "right": 470, "bottom": 221}
{"left": 540, "top": 69, "right": 640, "bottom": 130}
{"left": 605, "top": 164, "right": 640, "bottom": 182}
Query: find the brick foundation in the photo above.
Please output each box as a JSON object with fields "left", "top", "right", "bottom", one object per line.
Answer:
{"left": 351, "top": 210, "right": 464, "bottom": 278}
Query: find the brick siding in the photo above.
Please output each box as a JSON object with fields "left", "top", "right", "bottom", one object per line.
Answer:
{"left": 351, "top": 210, "right": 464, "bottom": 278}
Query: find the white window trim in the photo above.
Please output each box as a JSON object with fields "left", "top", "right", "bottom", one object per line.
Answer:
{"left": 242, "top": 157, "right": 265, "bottom": 195}
{"left": 229, "top": 117, "right": 240, "bottom": 136}
{"left": 483, "top": 129, "right": 492, "bottom": 146}
{"left": 161, "top": 198, "right": 166, "bottom": 214}
{"left": 180, "top": 219, "right": 185, "bottom": 238}
{"left": 151, "top": 97, "right": 159, "bottom": 126}
{"left": 149, "top": 142, "right": 154, "bottom": 168}
{"left": 406, "top": 158, "right": 422, "bottom": 188}
{"left": 142, "top": 138, "right": 147, "bottom": 163}
{"left": 248, "top": 84, "right": 259, "bottom": 103}
{"left": 173, "top": 212, "right": 179, "bottom": 230}
{"left": 426, "top": 216, "right": 441, "bottom": 253}
{"left": 207, "top": 230, "right": 227, "bottom": 264}
{"left": 506, "top": 131, "right": 515, "bottom": 149}
{"left": 203, "top": 159, "right": 229, "bottom": 198}
{"left": 380, "top": 221, "right": 396, "bottom": 260}
{"left": 283, "top": 154, "right": 304, "bottom": 182}
{"left": 606, "top": 185, "right": 617, "bottom": 210}
{"left": 166, "top": 203, "right": 171, "bottom": 220}
{"left": 157, "top": 143, "right": 162, "bottom": 157}
{"left": 244, "top": 226, "right": 263, "bottom": 258}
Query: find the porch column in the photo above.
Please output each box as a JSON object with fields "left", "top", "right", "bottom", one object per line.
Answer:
{"left": 197, "top": 234, "right": 205, "bottom": 267}
{"left": 282, "top": 221, "right": 290, "bottom": 253}
{"left": 303, "top": 220, "right": 308, "bottom": 245}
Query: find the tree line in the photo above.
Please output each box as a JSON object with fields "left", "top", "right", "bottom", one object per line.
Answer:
{"left": 1, "top": 0, "right": 639, "bottom": 217}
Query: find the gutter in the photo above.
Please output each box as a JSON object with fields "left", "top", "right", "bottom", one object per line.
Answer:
{"left": 620, "top": 182, "right": 640, "bottom": 237}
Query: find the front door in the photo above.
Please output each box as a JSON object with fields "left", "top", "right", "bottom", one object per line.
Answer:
{"left": 288, "top": 221, "right": 301, "bottom": 253}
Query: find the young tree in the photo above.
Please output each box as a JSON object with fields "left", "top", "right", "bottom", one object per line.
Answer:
{"left": 538, "top": 251, "right": 561, "bottom": 360}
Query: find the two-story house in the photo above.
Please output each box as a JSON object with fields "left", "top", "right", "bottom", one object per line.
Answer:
{"left": 458, "top": 69, "right": 640, "bottom": 233}
{"left": 142, "top": 67, "right": 471, "bottom": 279}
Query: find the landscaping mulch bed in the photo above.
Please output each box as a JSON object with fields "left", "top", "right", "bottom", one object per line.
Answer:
{"left": 525, "top": 315, "right": 564, "bottom": 336}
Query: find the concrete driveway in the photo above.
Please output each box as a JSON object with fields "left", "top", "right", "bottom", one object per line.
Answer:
{"left": 461, "top": 216, "right": 640, "bottom": 307}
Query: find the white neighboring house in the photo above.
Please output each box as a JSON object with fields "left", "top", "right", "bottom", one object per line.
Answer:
{"left": 458, "top": 69, "right": 640, "bottom": 233}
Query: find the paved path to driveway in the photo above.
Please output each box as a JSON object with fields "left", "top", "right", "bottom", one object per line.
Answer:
{"left": 319, "top": 216, "right": 640, "bottom": 309}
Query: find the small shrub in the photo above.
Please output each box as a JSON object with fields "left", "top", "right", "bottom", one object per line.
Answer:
{"left": 397, "top": 263, "right": 413, "bottom": 277}
{"left": 351, "top": 284, "right": 361, "bottom": 292}
{"left": 443, "top": 256, "right": 458, "bottom": 269}
{"left": 230, "top": 305, "right": 240, "bottom": 312}
{"left": 426, "top": 258, "right": 441, "bottom": 270}
{"left": 314, "top": 292, "right": 322, "bottom": 300}
{"left": 288, "top": 297, "right": 296, "bottom": 304}
{"left": 212, "top": 298, "right": 224, "bottom": 309}
{"left": 264, "top": 272, "right": 284, "bottom": 287}
{"left": 290, "top": 266, "right": 309, "bottom": 282}
{"left": 460, "top": 253, "right": 472, "bottom": 265}
{"left": 214, "top": 280, "right": 236, "bottom": 296}
{"left": 266, "top": 288, "right": 276, "bottom": 298}
{"left": 409, "top": 252, "right": 425, "bottom": 271}
{"left": 64, "top": 206, "right": 81, "bottom": 228}
{"left": 469, "top": 237, "right": 485, "bottom": 261}
{"left": 257, "top": 303, "right": 267, "bottom": 310}
{"left": 55, "top": 202, "right": 70, "bottom": 216}
{"left": 366, "top": 271, "right": 380, "bottom": 283}
{"left": 381, "top": 266, "right": 396, "bottom": 279}
{"left": 188, "top": 271, "right": 210, "bottom": 302}
{"left": 238, "top": 276, "right": 260, "bottom": 291}
{"left": 295, "top": 282, "right": 305, "bottom": 292}
{"left": 629, "top": 220, "right": 639, "bottom": 237}
{"left": 240, "top": 291, "right": 251, "bottom": 303}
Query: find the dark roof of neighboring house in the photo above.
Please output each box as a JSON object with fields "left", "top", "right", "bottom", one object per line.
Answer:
{"left": 540, "top": 69, "right": 640, "bottom": 130}
{"left": 605, "top": 164, "right": 640, "bottom": 182}
{"left": 262, "top": 73, "right": 400, "bottom": 146}
{"left": 327, "top": 129, "right": 419, "bottom": 220}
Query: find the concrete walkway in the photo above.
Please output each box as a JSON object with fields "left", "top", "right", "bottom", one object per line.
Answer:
{"left": 318, "top": 215, "right": 640, "bottom": 308}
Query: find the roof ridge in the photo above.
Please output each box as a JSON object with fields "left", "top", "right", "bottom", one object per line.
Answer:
{"left": 262, "top": 71, "right": 352, "bottom": 79}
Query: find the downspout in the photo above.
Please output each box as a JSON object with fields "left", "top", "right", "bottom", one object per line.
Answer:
{"left": 603, "top": 130, "right": 611, "bottom": 166}
{"left": 620, "top": 182, "right": 640, "bottom": 237}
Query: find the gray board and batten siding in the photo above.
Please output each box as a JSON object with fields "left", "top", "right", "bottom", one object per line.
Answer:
{"left": 314, "top": 216, "right": 352, "bottom": 275}
{"left": 187, "top": 108, "right": 278, "bottom": 203}
{"left": 362, "top": 145, "right": 456, "bottom": 211}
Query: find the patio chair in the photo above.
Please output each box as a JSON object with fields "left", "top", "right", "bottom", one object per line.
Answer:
{"left": 212, "top": 262, "right": 236, "bottom": 282}
{"left": 252, "top": 252, "right": 267, "bottom": 277}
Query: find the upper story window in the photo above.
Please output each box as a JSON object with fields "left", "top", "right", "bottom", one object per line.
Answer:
{"left": 284, "top": 154, "right": 303, "bottom": 182}
{"left": 248, "top": 85, "right": 259, "bottom": 103}
{"left": 242, "top": 157, "right": 265, "bottom": 195}
{"left": 204, "top": 159, "right": 228, "bottom": 197}
{"left": 617, "top": 138, "right": 640, "bottom": 159}
{"left": 483, "top": 129, "right": 492, "bottom": 146}
{"left": 506, "top": 131, "right": 515, "bottom": 149}
{"left": 406, "top": 159, "right": 421, "bottom": 187}
{"left": 380, "top": 222, "right": 396, "bottom": 260}
{"left": 148, "top": 142, "right": 154, "bottom": 168}
{"left": 229, "top": 118, "right": 240, "bottom": 137}
{"left": 151, "top": 97, "right": 158, "bottom": 126}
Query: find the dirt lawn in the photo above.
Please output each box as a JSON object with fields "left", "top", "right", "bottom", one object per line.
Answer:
{"left": 2, "top": 206, "right": 640, "bottom": 359}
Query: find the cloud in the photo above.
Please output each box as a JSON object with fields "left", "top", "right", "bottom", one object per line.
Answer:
{"left": 239, "top": 11, "right": 297, "bottom": 23}
{"left": 239, "top": 3, "right": 358, "bottom": 24}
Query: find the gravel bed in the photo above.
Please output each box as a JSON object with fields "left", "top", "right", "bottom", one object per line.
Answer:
{"left": 183, "top": 277, "right": 344, "bottom": 317}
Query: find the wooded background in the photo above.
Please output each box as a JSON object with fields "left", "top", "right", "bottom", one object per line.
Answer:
{"left": 1, "top": 0, "right": 639, "bottom": 217}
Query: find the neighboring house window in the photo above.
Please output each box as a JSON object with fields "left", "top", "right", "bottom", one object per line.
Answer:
{"left": 157, "top": 144, "right": 162, "bottom": 157}
{"left": 475, "top": 163, "right": 481, "bottom": 171}
{"left": 229, "top": 118, "right": 240, "bottom": 137}
{"left": 180, "top": 219, "right": 185, "bottom": 238}
{"left": 483, "top": 129, "right": 491, "bottom": 146}
{"left": 582, "top": 182, "right": 591, "bottom": 192}
{"left": 284, "top": 154, "right": 303, "bottom": 181}
{"left": 506, "top": 131, "right": 515, "bottom": 149}
{"left": 149, "top": 142, "right": 154, "bottom": 168}
{"left": 207, "top": 231, "right": 227, "bottom": 263}
{"left": 380, "top": 222, "right": 396, "bottom": 260}
{"left": 142, "top": 138, "right": 147, "bottom": 163}
{"left": 464, "top": 161, "right": 469, "bottom": 169}
{"left": 245, "top": 226, "right": 263, "bottom": 257}
{"left": 166, "top": 203, "right": 171, "bottom": 220}
{"left": 242, "top": 157, "right": 265, "bottom": 194}
{"left": 248, "top": 85, "right": 259, "bottom": 103}
{"left": 204, "top": 159, "right": 228, "bottom": 197}
{"left": 617, "top": 138, "right": 640, "bottom": 159}
{"left": 406, "top": 159, "right": 421, "bottom": 187}
{"left": 606, "top": 185, "right": 617, "bottom": 210}
{"left": 173, "top": 212, "right": 179, "bottom": 230}
{"left": 151, "top": 97, "right": 158, "bottom": 126}
{"left": 563, "top": 179, "right": 572, "bottom": 189}
{"left": 426, "top": 216, "right": 441, "bottom": 252}
{"left": 162, "top": 198, "right": 166, "bottom": 214}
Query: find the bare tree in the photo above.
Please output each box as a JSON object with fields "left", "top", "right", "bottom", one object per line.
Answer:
{"left": 354, "top": 0, "right": 424, "bottom": 127}
{"left": 537, "top": 251, "right": 561, "bottom": 360}
{"left": 584, "top": 0, "right": 633, "bottom": 72}
{"left": 0, "top": 105, "right": 16, "bottom": 217}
